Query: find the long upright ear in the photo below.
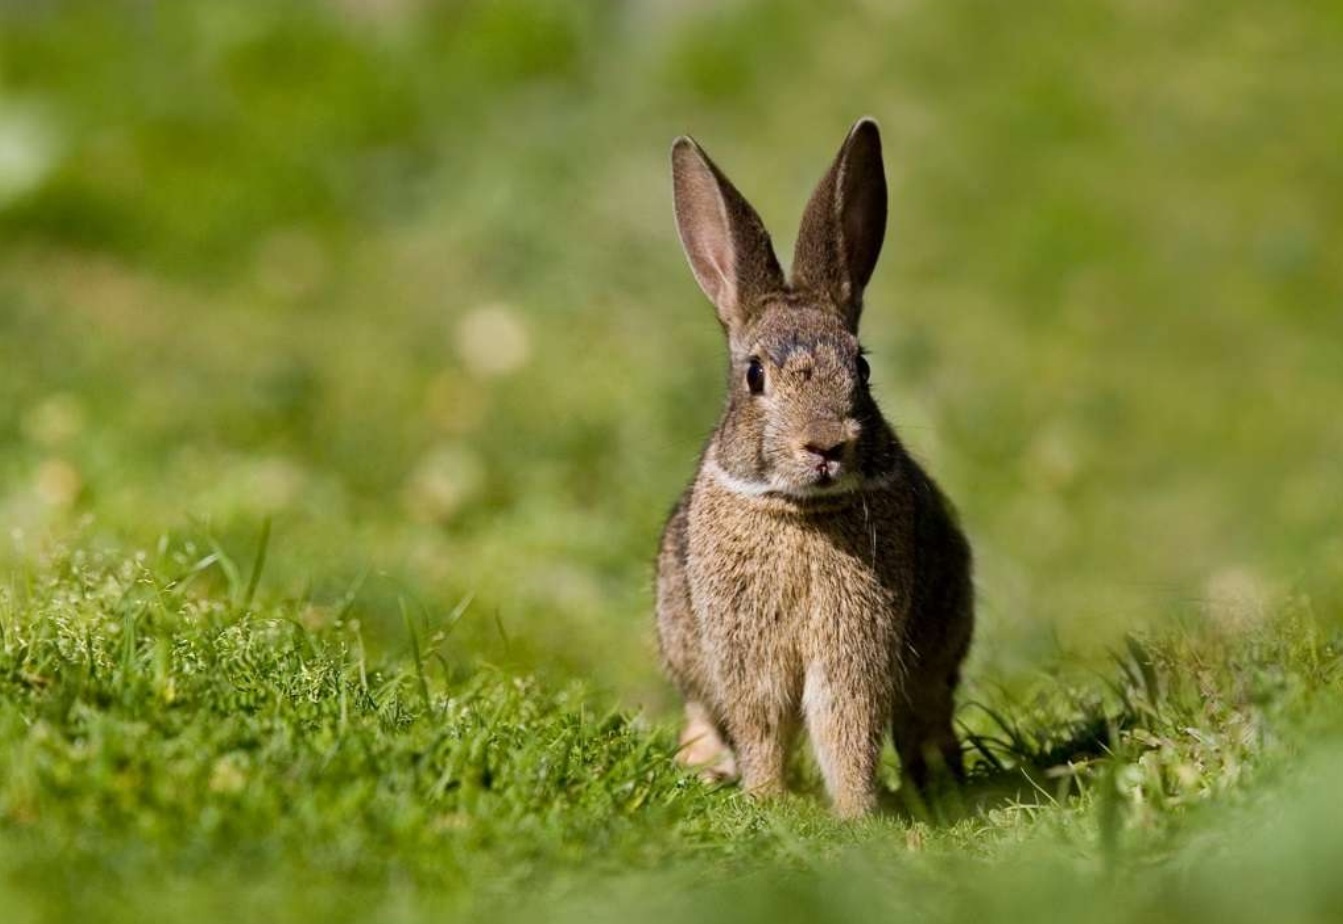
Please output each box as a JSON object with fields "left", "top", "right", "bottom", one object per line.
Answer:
{"left": 671, "top": 136, "right": 785, "bottom": 332}
{"left": 790, "top": 118, "right": 888, "bottom": 330}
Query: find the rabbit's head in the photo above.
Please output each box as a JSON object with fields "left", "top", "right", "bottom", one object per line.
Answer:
{"left": 672, "top": 119, "right": 898, "bottom": 498}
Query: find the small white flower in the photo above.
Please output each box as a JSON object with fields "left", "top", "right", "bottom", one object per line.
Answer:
{"left": 0, "top": 101, "right": 60, "bottom": 206}
{"left": 455, "top": 304, "right": 532, "bottom": 379}
{"left": 404, "top": 444, "right": 484, "bottom": 522}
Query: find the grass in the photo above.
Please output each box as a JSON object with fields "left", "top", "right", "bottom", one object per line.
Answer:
{"left": 1, "top": 0, "right": 1341, "bottom": 920}
{"left": 1, "top": 537, "right": 1340, "bottom": 922}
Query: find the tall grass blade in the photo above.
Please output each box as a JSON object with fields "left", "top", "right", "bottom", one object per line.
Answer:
{"left": 243, "top": 517, "right": 272, "bottom": 613}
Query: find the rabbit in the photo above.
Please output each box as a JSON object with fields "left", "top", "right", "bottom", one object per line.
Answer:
{"left": 655, "top": 118, "right": 974, "bottom": 817}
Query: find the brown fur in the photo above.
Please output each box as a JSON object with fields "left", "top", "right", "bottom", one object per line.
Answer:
{"left": 657, "top": 120, "right": 974, "bottom": 817}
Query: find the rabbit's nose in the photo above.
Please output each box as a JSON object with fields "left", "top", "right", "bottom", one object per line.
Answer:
{"left": 798, "top": 419, "right": 860, "bottom": 466}
{"left": 803, "top": 438, "right": 849, "bottom": 463}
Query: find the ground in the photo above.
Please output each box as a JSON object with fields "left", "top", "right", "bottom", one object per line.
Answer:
{"left": 1, "top": 1, "right": 1341, "bottom": 921}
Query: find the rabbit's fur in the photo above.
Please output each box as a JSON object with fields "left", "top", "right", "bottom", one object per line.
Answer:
{"left": 656, "top": 119, "right": 973, "bottom": 817}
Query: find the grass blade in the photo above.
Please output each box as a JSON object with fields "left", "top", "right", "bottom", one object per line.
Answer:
{"left": 242, "top": 518, "right": 272, "bottom": 613}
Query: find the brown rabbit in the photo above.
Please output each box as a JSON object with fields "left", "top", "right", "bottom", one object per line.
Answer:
{"left": 656, "top": 119, "right": 973, "bottom": 817}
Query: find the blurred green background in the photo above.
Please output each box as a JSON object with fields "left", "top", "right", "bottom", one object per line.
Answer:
{"left": 4, "top": 0, "right": 1339, "bottom": 704}
{"left": 1, "top": 0, "right": 1340, "bottom": 736}
{"left": 2, "top": 1, "right": 1342, "bottom": 921}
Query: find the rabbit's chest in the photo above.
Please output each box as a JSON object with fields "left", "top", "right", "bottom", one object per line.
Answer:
{"left": 685, "top": 492, "right": 912, "bottom": 652}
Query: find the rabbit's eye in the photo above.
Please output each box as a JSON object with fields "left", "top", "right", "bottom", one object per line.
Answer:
{"left": 857, "top": 355, "right": 871, "bottom": 385}
{"left": 746, "top": 358, "right": 766, "bottom": 394}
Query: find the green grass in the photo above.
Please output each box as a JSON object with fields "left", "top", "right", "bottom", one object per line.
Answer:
{"left": 1, "top": 0, "right": 1341, "bottom": 920}
{"left": 1, "top": 539, "right": 1340, "bottom": 922}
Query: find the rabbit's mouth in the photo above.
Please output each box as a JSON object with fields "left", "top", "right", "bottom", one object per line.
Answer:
{"left": 706, "top": 456, "right": 899, "bottom": 503}
{"left": 811, "top": 459, "right": 844, "bottom": 485}
{"left": 786, "top": 447, "right": 859, "bottom": 494}
{"left": 774, "top": 462, "right": 862, "bottom": 498}
{"left": 797, "top": 469, "right": 856, "bottom": 496}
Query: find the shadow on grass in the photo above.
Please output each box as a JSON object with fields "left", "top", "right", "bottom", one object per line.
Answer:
{"left": 880, "top": 715, "right": 1117, "bottom": 824}
{"left": 880, "top": 639, "right": 1162, "bottom": 824}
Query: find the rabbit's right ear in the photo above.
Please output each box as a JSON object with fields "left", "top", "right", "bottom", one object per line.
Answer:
{"left": 671, "top": 137, "right": 785, "bottom": 332}
{"left": 791, "top": 118, "right": 887, "bottom": 331}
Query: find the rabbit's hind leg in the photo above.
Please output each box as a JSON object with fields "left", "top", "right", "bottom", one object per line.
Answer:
{"left": 677, "top": 701, "right": 738, "bottom": 782}
{"left": 892, "top": 669, "right": 964, "bottom": 796}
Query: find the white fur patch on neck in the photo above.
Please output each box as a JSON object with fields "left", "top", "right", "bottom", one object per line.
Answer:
{"left": 703, "top": 457, "right": 781, "bottom": 497}
{"left": 703, "top": 455, "right": 897, "bottom": 501}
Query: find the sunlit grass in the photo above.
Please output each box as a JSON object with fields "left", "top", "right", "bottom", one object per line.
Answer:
{"left": 0, "top": 539, "right": 1339, "bottom": 922}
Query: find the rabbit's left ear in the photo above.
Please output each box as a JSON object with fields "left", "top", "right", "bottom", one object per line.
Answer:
{"left": 671, "top": 136, "right": 785, "bottom": 333}
{"left": 790, "top": 118, "right": 888, "bottom": 331}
